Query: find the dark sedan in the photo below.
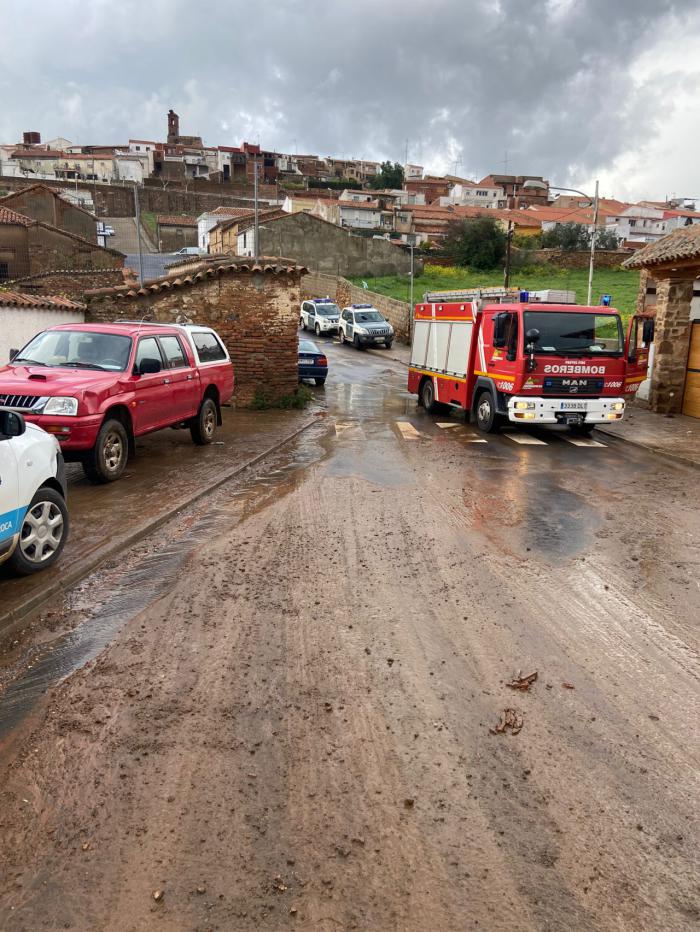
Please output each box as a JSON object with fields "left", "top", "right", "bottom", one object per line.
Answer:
{"left": 298, "top": 339, "right": 328, "bottom": 386}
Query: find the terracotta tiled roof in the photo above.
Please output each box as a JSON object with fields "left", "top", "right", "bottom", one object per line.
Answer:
{"left": 0, "top": 291, "right": 86, "bottom": 310}
{"left": 210, "top": 206, "right": 253, "bottom": 216}
{"left": 156, "top": 215, "right": 198, "bottom": 226}
{"left": 0, "top": 206, "right": 33, "bottom": 226}
{"left": 622, "top": 225, "right": 700, "bottom": 269}
{"left": 86, "top": 259, "right": 308, "bottom": 300}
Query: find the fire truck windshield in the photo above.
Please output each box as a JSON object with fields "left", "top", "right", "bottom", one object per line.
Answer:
{"left": 523, "top": 312, "right": 623, "bottom": 356}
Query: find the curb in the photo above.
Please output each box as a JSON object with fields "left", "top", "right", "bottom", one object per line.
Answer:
{"left": 0, "top": 417, "right": 320, "bottom": 633}
{"left": 365, "top": 346, "right": 410, "bottom": 367}
{"left": 594, "top": 426, "right": 700, "bottom": 471}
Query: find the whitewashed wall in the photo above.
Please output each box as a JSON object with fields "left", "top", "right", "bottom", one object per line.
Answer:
{"left": 0, "top": 306, "right": 85, "bottom": 363}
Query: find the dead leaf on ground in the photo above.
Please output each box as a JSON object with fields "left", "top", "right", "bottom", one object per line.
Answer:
{"left": 490, "top": 708, "right": 524, "bottom": 735}
{"left": 506, "top": 671, "right": 538, "bottom": 691}
{"left": 562, "top": 682, "right": 575, "bottom": 690}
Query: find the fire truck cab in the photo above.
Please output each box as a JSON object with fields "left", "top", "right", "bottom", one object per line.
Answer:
{"left": 407, "top": 289, "right": 654, "bottom": 434}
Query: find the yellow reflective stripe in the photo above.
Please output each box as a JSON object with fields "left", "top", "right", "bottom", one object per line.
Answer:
{"left": 409, "top": 367, "right": 467, "bottom": 384}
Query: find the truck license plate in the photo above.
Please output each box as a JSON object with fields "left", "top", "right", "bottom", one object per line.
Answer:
{"left": 560, "top": 401, "right": 588, "bottom": 410}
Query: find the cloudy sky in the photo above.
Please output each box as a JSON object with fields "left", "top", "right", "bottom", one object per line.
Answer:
{"left": 1, "top": 0, "right": 698, "bottom": 201}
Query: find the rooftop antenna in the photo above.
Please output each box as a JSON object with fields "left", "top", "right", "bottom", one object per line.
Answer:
{"left": 502, "top": 150, "right": 510, "bottom": 174}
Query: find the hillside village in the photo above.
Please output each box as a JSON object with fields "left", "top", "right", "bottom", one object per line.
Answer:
{"left": 2, "top": 109, "right": 699, "bottom": 266}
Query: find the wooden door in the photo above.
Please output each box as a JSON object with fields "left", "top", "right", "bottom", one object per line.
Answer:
{"left": 682, "top": 322, "right": 700, "bottom": 418}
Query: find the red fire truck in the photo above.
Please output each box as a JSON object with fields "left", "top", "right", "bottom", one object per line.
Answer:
{"left": 407, "top": 289, "right": 654, "bottom": 434}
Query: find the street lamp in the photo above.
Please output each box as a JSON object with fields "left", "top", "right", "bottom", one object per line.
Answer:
{"left": 549, "top": 182, "right": 599, "bottom": 305}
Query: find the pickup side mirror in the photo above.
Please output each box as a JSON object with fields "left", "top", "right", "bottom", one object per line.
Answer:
{"left": 136, "top": 357, "right": 162, "bottom": 375}
{"left": 9, "top": 348, "right": 19, "bottom": 361}
{"left": 0, "top": 410, "right": 26, "bottom": 438}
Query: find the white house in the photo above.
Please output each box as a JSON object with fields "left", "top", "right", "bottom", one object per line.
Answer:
{"left": 338, "top": 200, "right": 386, "bottom": 230}
{"left": 438, "top": 182, "right": 506, "bottom": 209}
{"left": 606, "top": 205, "right": 700, "bottom": 245}
{"left": 197, "top": 207, "right": 255, "bottom": 252}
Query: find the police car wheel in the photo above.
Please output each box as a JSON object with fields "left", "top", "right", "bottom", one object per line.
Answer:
{"left": 7, "top": 487, "right": 69, "bottom": 575}
{"left": 299, "top": 316, "right": 304, "bottom": 329}
{"left": 315, "top": 323, "right": 321, "bottom": 337}
{"left": 353, "top": 335, "right": 364, "bottom": 350}
{"left": 339, "top": 329, "right": 345, "bottom": 344}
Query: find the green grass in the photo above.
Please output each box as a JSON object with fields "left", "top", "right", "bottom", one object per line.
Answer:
{"left": 351, "top": 264, "right": 641, "bottom": 321}
{"left": 250, "top": 385, "right": 314, "bottom": 410}
{"left": 140, "top": 210, "right": 158, "bottom": 243}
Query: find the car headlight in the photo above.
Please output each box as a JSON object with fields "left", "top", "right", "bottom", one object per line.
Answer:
{"left": 44, "top": 396, "right": 79, "bottom": 416}
{"left": 354, "top": 327, "right": 368, "bottom": 335}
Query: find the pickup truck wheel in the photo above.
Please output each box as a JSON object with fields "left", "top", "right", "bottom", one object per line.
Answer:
{"left": 83, "top": 418, "right": 128, "bottom": 483}
{"left": 475, "top": 391, "right": 499, "bottom": 433}
{"left": 7, "top": 487, "right": 69, "bottom": 576}
{"left": 191, "top": 397, "right": 217, "bottom": 445}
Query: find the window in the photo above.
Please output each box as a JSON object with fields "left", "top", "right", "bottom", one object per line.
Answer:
{"left": 159, "top": 335, "right": 188, "bottom": 368}
{"left": 192, "top": 331, "right": 226, "bottom": 362}
{"left": 135, "top": 336, "right": 163, "bottom": 369}
{"left": 0, "top": 263, "right": 8, "bottom": 281}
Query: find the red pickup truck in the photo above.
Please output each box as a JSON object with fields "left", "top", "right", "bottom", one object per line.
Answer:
{"left": 0, "top": 322, "right": 234, "bottom": 483}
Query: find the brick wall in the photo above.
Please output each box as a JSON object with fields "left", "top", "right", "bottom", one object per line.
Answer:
{"left": 527, "top": 248, "right": 634, "bottom": 269}
{"left": 87, "top": 269, "right": 302, "bottom": 406}
{"left": 301, "top": 271, "right": 411, "bottom": 344}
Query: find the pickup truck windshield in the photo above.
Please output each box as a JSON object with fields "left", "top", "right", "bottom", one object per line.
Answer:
{"left": 14, "top": 330, "right": 132, "bottom": 371}
{"left": 315, "top": 303, "right": 340, "bottom": 316}
{"left": 355, "top": 311, "right": 383, "bottom": 323}
{"left": 524, "top": 312, "right": 623, "bottom": 356}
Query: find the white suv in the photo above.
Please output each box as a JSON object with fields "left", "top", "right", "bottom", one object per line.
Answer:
{"left": 300, "top": 298, "right": 341, "bottom": 337}
{"left": 0, "top": 409, "right": 69, "bottom": 575}
{"left": 338, "top": 304, "right": 394, "bottom": 349}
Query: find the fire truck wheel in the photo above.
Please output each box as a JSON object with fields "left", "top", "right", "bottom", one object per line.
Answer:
{"left": 420, "top": 378, "right": 441, "bottom": 414}
{"left": 475, "top": 391, "right": 499, "bottom": 433}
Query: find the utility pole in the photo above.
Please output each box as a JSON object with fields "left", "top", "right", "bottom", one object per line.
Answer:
{"left": 133, "top": 184, "right": 145, "bottom": 286}
{"left": 587, "top": 179, "right": 599, "bottom": 305}
{"left": 408, "top": 241, "right": 415, "bottom": 342}
{"left": 503, "top": 221, "right": 514, "bottom": 288}
{"left": 253, "top": 160, "right": 260, "bottom": 262}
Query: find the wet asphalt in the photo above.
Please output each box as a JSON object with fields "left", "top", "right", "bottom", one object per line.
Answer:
{"left": 0, "top": 334, "right": 697, "bottom": 931}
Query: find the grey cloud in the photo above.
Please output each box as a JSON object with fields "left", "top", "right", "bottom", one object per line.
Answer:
{"left": 1, "top": 0, "right": 698, "bottom": 192}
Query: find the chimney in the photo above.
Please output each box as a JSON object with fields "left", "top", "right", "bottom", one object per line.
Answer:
{"left": 167, "top": 110, "right": 179, "bottom": 144}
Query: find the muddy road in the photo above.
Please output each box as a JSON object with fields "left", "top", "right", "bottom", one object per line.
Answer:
{"left": 0, "top": 340, "right": 698, "bottom": 931}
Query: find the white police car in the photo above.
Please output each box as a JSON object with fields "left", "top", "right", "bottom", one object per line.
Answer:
{"left": 0, "top": 409, "right": 69, "bottom": 575}
{"left": 300, "top": 298, "right": 341, "bottom": 337}
{"left": 338, "top": 304, "right": 394, "bottom": 349}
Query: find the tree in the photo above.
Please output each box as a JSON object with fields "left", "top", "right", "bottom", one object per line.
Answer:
{"left": 443, "top": 217, "right": 507, "bottom": 270}
{"left": 594, "top": 227, "right": 621, "bottom": 249}
{"left": 368, "top": 161, "right": 405, "bottom": 190}
{"left": 540, "top": 222, "right": 591, "bottom": 251}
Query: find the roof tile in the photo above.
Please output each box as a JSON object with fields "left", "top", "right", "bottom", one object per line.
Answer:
{"left": 623, "top": 225, "right": 700, "bottom": 269}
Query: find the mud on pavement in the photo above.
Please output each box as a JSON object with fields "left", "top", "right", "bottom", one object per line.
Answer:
{"left": 0, "top": 343, "right": 698, "bottom": 932}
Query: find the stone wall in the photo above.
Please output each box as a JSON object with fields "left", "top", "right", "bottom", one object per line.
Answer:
{"left": 2, "top": 267, "right": 130, "bottom": 301}
{"left": 301, "top": 270, "right": 411, "bottom": 344}
{"left": 649, "top": 275, "right": 695, "bottom": 414}
{"left": 158, "top": 223, "right": 198, "bottom": 252}
{"left": 27, "top": 225, "right": 124, "bottom": 275}
{"left": 256, "top": 213, "right": 417, "bottom": 278}
{"left": 87, "top": 268, "right": 302, "bottom": 406}
{"left": 526, "top": 248, "right": 634, "bottom": 269}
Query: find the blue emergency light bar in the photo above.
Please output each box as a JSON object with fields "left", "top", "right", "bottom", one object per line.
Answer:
{"left": 351, "top": 303, "right": 373, "bottom": 308}
{"left": 313, "top": 297, "right": 335, "bottom": 303}
{"left": 519, "top": 290, "right": 529, "bottom": 303}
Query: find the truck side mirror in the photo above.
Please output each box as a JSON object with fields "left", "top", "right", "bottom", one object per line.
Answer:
{"left": 136, "top": 357, "right": 162, "bottom": 375}
{"left": 0, "top": 410, "right": 26, "bottom": 437}
{"left": 492, "top": 313, "right": 508, "bottom": 348}
{"left": 642, "top": 318, "right": 655, "bottom": 344}
{"left": 525, "top": 328, "right": 541, "bottom": 343}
